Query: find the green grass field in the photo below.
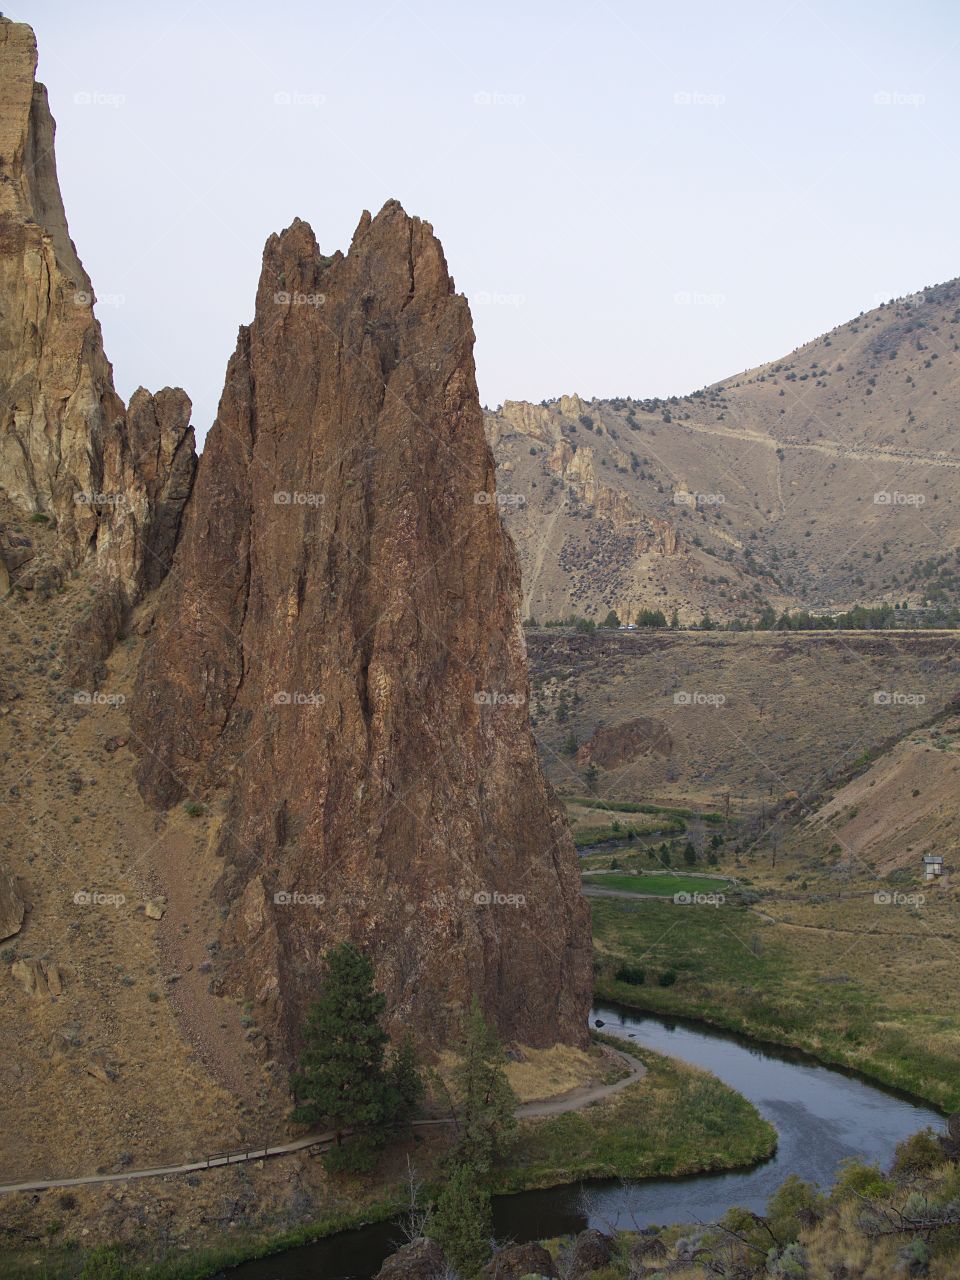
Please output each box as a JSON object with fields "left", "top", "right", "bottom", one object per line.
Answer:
{"left": 583, "top": 871, "right": 731, "bottom": 897}
{"left": 493, "top": 1040, "right": 776, "bottom": 1192}
{"left": 591, "top": 895, "right": 960, "bottom": 1112}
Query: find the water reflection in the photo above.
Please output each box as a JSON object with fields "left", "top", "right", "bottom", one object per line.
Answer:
{"left": 228, "top": 1003, "right": 944, "bottom": 1279}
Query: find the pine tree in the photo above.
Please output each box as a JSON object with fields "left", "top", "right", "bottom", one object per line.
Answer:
{"left": 428, "top": 1163, "right": 492, "bottom": 1276}
{"left": 453, "top": 998, "right": 517, "bottom": 1171}
{"left": 388, "top": 1032, "right": 424, "bottom": 1124}
{"left": 290, "top": 942, "right": 396, "bottom": 1172}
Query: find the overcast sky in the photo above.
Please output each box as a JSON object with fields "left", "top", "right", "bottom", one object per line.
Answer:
{"left": 16, "top": 0, "right": 960, "bottom": 444}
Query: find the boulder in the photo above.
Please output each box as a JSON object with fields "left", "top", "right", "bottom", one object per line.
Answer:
{"left": 484, "top": 1241, "right": 557, "bottom": 1279}
{"left": 374, "top": 1237, "right": 446, "bottom": 1280}
{"left": 565, "top": 1229, "right": 613, "bottom": 1279}
{"left": 10, "top": 957, "right": 45, "bottom": 997}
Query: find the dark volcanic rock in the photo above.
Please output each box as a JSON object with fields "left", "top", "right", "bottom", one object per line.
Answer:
{"left": 374, "top": 1238, "right": 445, "bottom": 1280}
{"left": 484, "top": 1240, "right": 558, "bottom": 1279}
{"left": 565, "top": 1229, "right": 614, "bottom": 1279}
{"left": 132, "top": 201, "right": 592, "bottom": 1053}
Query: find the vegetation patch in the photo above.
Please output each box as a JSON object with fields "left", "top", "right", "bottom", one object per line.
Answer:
{"left": 592, "top": 896, "right": 960, "bottom": 1111}
{"left": 493, "top": 1041, "right": 776, "bottom": 1192}
{"left": 584, "top": 871, "right": 730, "bottom": 896}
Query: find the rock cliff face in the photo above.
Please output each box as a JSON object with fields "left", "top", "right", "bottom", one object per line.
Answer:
{"left": 133, "top": 203, "right": 591, "bottom": 1051}
{"left": 0, "top": 19, "right": 195, "bottom": 598}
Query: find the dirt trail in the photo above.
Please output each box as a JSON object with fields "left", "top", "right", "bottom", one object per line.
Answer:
{"left": 149, "top": 814, "right": 262, "bottom": 1111}
{"left": 0, "top": 1048, "right": 646, "bottom": 1194}
{"left": 678, "top": 419, "right": 960, "bottom": 469}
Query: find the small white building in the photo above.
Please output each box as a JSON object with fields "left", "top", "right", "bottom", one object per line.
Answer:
{"left": 922, "top": 855, "right": 944, "bottom": 882}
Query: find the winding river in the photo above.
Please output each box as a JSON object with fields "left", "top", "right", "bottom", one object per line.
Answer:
{"left": 228, "top": 1002, "right": 944, "bottom": 1279}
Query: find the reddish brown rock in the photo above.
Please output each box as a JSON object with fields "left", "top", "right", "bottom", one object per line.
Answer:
{"left": 577, "top": 716, "right": 673, "bottom": 768}
{"left": 133, "top": 201, "right": 591, "bottom": 1053}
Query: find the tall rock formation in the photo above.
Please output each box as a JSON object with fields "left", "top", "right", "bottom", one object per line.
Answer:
{"left": 0, "top": 19, "right": 195, "bottom": 599}
{"left": 133, "top": 202, "right": 592, "bottom": 1051}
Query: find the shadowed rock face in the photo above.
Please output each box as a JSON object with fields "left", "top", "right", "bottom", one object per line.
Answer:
{"left": 0, "top": 19, "right": 195, "bottom": 597}
{"left": 133, "top": 201, "right": 592, "bottom": 1051}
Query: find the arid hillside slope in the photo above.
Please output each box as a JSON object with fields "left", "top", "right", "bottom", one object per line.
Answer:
{"left": 528, "top": 628, "right": 960, "bottom": 811}
{"left": 488, "top": 283, "right": 960, "bottom": 623}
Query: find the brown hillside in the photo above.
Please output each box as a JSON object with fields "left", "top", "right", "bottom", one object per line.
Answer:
{"left": 488, "top": 283, "right": 960, "bottom": 622}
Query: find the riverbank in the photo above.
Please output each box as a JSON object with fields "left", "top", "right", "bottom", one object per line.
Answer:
{"left": 593, "top": 895, "right": 959, "bottom": 1112}
{"left": 0, "top": 1040, "right": 774, "bottom": 1280}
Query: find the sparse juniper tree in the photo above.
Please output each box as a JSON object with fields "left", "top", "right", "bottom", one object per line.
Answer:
{"left": 683, "top": 841, "right": 697, "bottom": 866}
{"left": 584, "top": 762, "right": 600, "bottom": 793}
{"left": 452, "top": 997, "right": 517, "bottom": 1171}
{"left": 428, "top": 1162, "right": 492, "bottom": 1277}
{"left": 291, "top": 942, "right": 420, "bottom": 1173}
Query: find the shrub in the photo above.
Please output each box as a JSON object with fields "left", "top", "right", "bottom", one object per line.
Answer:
{"left": 615, "top": 964, "right": 645, "bottom": 986}
{"left": 891, "top": 1128, "right": 945, "bottom": 1178}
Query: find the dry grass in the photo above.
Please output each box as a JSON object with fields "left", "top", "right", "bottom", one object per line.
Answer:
{"left": 433, "top": 1041, "right": 615, "bottom": 1105}
{"left": 529, "top": 629, "right": 959, "bottom": 808}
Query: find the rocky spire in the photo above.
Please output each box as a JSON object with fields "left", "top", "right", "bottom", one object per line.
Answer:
{"left": 133, "top": 201, "right": 592, "bottom": 1051}
{"left": 0, "top": 19, "right": 195, "bottom": 598}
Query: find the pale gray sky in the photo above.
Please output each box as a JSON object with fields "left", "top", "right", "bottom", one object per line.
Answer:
{"left": 16, "top": 0, "right": 960, "bottom": 442}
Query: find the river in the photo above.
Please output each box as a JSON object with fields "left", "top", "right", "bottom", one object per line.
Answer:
{"left": 227, "top": 1001, "right": 944, "bottom": 1279}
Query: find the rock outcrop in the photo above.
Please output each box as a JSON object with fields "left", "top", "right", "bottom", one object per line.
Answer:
{"left": 484, "top": 1241, "right": 558, "bottom": 1279}
{"left": 374, "top": 1239, "right": 446, "bottom": 1280}
{"left": 0, "top": 868, "right": 24, "bottom": 941}
{"left": 577, "top": 716, "right": 673, "bottom": 768}
{"left": 133, "top": 201, "right": 592, "bottom": 1053}
{"left": 0, "top": 19, "right": 196, "bottom": 598}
